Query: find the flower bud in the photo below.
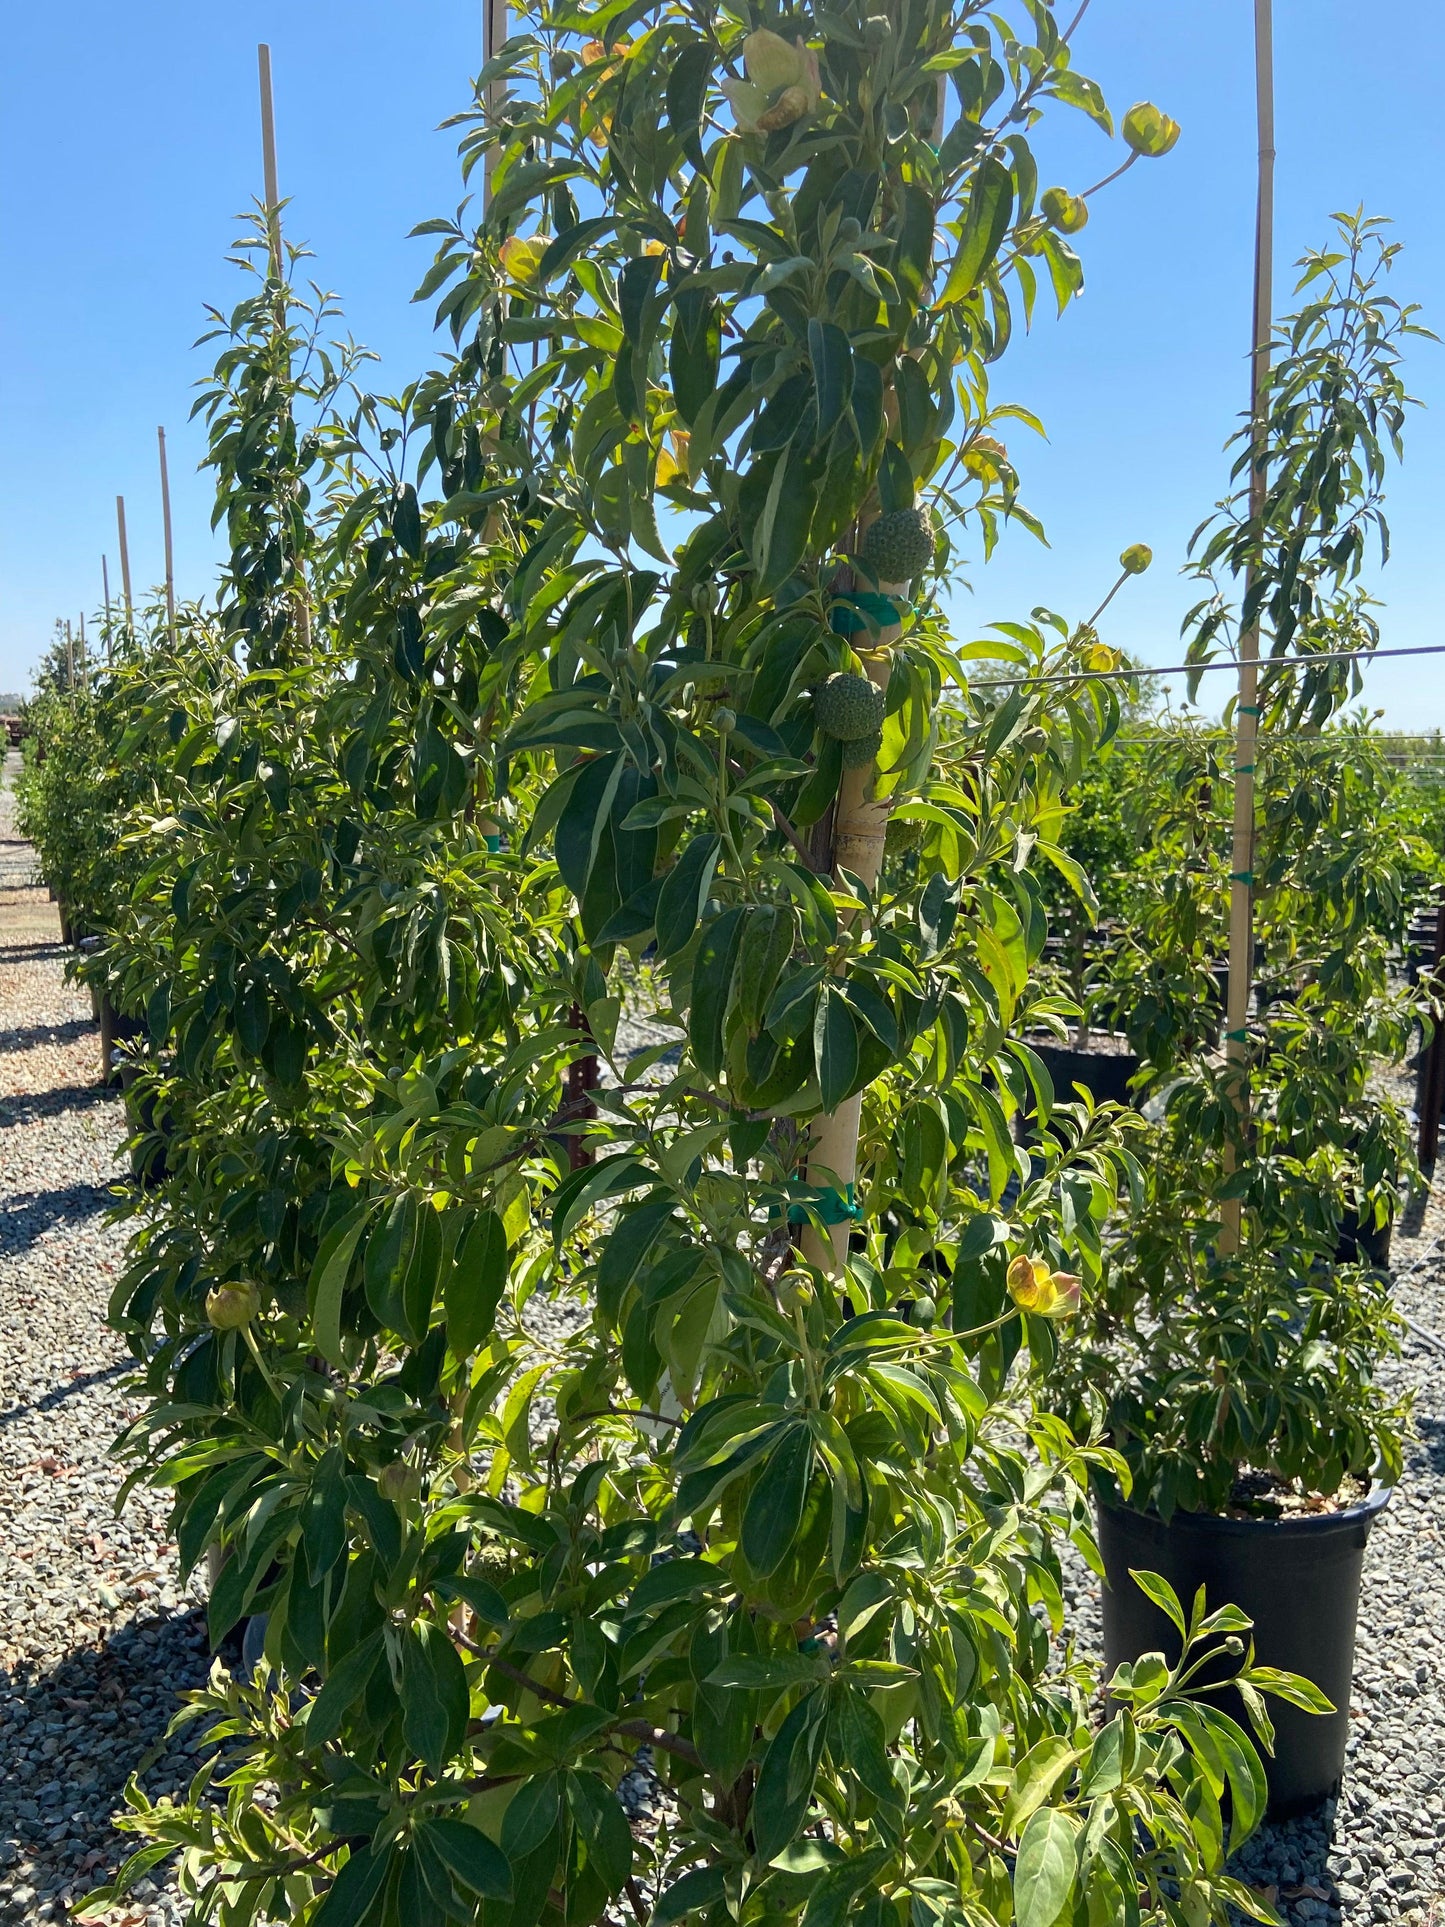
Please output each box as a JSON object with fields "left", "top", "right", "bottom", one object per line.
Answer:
{"left": 378, "top": 1461, "right": 422, "bottom": 1506}
{"left": 1119, "top": 543, "right": 1153, "bottom": 575}
{"left": 1041, "top": 186, "right": 1089, "bottom": 234}
{"left": 743, "top": 29, "right": 805, "bottom": 93}
{"left": 714, "top": 707, "right": 737, "bottom": 734}
{"left": 206, "top": 1281, "right": 260, "bottom": 1331}
{"left": 1006, "top": 1256, "right": 1082, "bottom": 1320}
{"left": 1122, "top": 102, "right": 1181, "bottom": 158}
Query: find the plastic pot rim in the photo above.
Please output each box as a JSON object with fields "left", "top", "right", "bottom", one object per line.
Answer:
{"left": 1095, "top": 1479, "right": 1393, "bottom": 1541}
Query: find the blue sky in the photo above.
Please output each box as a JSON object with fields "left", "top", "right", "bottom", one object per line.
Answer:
{"left": 3, "top": 2, "right": 1442, "bottom": 724}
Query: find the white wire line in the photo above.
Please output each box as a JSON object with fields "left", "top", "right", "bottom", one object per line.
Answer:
{"left": 968, "top": 641, "right": 1445, "bottom": 693}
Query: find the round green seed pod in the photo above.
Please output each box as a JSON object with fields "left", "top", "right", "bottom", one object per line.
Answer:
{"left": 206, "top": 1281, "right": 260, "bottom": 1331}
{"left": 1119, "top": 543, "right": 1153, "bottom": 575}
{"left": 859, "top": 508, "right": 933, "bottom": 583}
{"left": 885, "top": 813, "right": 924, "bottom": 856}
{"left": 815, "top": 672, "right": 885, "bottom": 743}
{"left": 841, "top": 726, "right": 883, "bottom": 770}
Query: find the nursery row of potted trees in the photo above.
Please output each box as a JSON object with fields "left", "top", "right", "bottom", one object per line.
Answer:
{"left": 19, "top": 6, "right": 1438, "bottom": 1925}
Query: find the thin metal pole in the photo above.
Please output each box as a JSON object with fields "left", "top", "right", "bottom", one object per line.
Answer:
{"left": 158, "top": 426, "right": 178, "bottom": 644}
{"left": 1219, "top": 0, "right": 1275, "bottom": 1255}
{"left": 116, "top": 496, "right": 134, "bottom": 630}
{"left": 258, "top": 44, "right": 284, "bottom": 281}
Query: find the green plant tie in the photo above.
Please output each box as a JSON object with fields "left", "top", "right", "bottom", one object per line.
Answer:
{"left": 785, "top": 1182, "right": 859, "bottom": 1226}
{"left": 485, "top": 833, "right": 502, "bottom": 853}
{"left": 1235, "top": 763, "right": 1256, "bottom": 775}
{"left": 1224, "top": 1027, "right": 1251, "bottom": 1043}
{"left": 1230, "top": 870, "right": 1254, "bottom": 884}
{"left": 1239, "top": 703, "right": 1261, "bottom": 715}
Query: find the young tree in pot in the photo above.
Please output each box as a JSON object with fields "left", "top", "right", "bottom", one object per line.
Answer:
{"left": 1051, "top": 215, "right": 1434, "bottom": 1814}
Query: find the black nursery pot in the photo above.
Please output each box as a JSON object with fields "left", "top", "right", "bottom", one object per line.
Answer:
{"left": 1096, "top": 1483, "right": 1391, "bottom": 1815}
{"left": 1028, "top": 1033, "right": 1141, "bottom": 1110}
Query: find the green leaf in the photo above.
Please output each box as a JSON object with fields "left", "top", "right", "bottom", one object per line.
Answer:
{"left": 813, "top": 988, "right": 859, "bottom": 1113}
{"left": 741, "top": 1424, "right": 813, "bottom": 1576}
{"left": 1014, "top": 1808, "right": 1078, "bottom": 1927}
{"left": 309, "top": 1202, "right": 372, "bottom": 1369}
{"left": 308, "top": 1631, "right": 384, "bottom": 1747}
{"left": 807, "top": 319, "right": 854, "bottom": 440}
{"left": 941, "top": 153, "right": 1015, "bottom": 304}
{"left": 1241, "top": 1665, "right": 1336, "bottom": 1715}
{"left": 688, "top": 906, "right": 746, "bottom": 1080}
{"left": 706, "top": 1652, "right": 826, "bottom": 1691}
{"left": 653, "top": 1865, "right": 726, "bottom": 1926}
{"left": 421, "top": 1818, "right": 512, "bottom": 1900}
{"left": 655, "top": 833, "right": 721, "bottom": 956}
{"left": 312, "top": 1842, "right": 392, "bottom": 1927}
{"left": 752, "top": 1688, "right": 828, "bottom": 1863}
{"left": 444, "top": 1209, "right": 509, "bottom": 1355}
{"left": 665, "top": 40, "right": 711, "bottom": 169}
{"left": 566, "top": 1770, "right": 633, "bottom": 1893}
{"left": 1129, "top": 1567, "right": 1186, "bottom": 1637}
{"left": 402, "top": 1620, "right": 470, "bottom": 1773}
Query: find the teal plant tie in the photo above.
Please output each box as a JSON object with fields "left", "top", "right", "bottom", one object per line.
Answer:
{"left": 1224, "top": 1027, "right": 1251, "bottom": 1043}
{"left": 1239, "top": 703, "right": 1261, "bottom": 715}
{"left": 785, "top": 1182, "right": 859, "bottom": 1227}
{"left": 830, "top": 591, "right": 908, "bottom": 636}
{"left": 1235, "top": 763, "right": 1256, "bottom": 775}
{"left": 485, "top": 833, "right": 502, "bottom": 853}
{"left": 1230, "top": 870, "right": 1254, "bottom": 885}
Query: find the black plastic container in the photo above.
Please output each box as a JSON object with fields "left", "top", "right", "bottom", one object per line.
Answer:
{"left": 1096, "top": 1484, "right": 1390, "bottom": 1815}
{"left": 1027, "top": 1033, "right": 1141, "bottom": 1109}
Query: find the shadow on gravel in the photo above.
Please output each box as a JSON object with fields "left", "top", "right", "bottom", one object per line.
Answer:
{"left": 0, "top": 1183, "right": 111, "bottom": 1253}
{"left": 0, "top": 1017, "right": 93, "bottom": 1055}
{"left": 1414, "top": 1415, "right": 1445, "bottom": 1476}
{"left": 0, "top": 941, "right": 69, "bottom": 963}
{"left": 1228, "top": 1801, "right": 1342, "bottom": 1915}
{"left": 0, "top": 1085, "right": 110, "bottom": 1129}
{"left": 0, "top": 1608, "right": 215, "bottom": 1915}
{"left": 0, "top": 1361, "right": 130, "bottom": 1433}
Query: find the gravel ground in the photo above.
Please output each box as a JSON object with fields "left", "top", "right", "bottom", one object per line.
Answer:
{"left": 0, "top": 744, "right": 1442, "bottom": 1925}
{"left": 0, "top": 757, "right": 209, "bottom": 1927}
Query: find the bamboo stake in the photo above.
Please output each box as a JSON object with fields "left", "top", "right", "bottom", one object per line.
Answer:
{"left": 65, "top": 621, "right": 75, "bottom": 690}
{"left": 116, "top": 496, "right": 134, "bottom": 631}
{"left": 158, "top": 426, "right": 178, "bottom": 645}
{"left": 1219, "top": 0, "right": 1276, "bottom": 1256}
{"left": 482, "top": 0, "right": 509, "bottom": 204}
{"left": 258, "top": 44, "right": 284, "bottom": 283}
{"left": 102, "top": 556, "right": 113, "bottom": 660}
{"left": 802, "top": 586, "right": 903, "bottom": 1273}
{"left": 256, "top": 45, "right": 312, "bottom": 657}
{"left": 78, "top": 614, "right": 87, "bottom": 684}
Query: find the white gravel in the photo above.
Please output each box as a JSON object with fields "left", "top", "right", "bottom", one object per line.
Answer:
{"left": 0, "top": 755, "right": 208, "bottom": 1927}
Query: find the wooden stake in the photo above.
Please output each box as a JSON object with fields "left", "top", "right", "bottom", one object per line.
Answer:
{"left": 65, "top": 621, "right": 75, "bottom": 690}
{"left": 102, "top": 555, "right": 113, "bottom": 660}
{"left": 116, "top": 496, "right": 134, "bottom": 630}
{"left": 802, "top": 589, "right": 903, "bottom": 1272}
{"left": 78, "top": 613, "right": 86, "bottom": 682}
{"left": 158, "top": 426, "right": 178, "bottom": 645}
{"left": 1219, "top": 0, "right": 1276, "bottom": 1256}
{"left": 258, "top": 44, "right": 284, "bottom": 281}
